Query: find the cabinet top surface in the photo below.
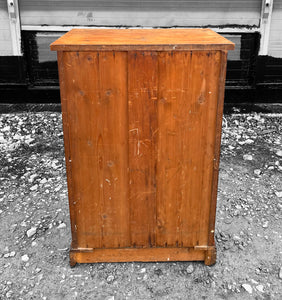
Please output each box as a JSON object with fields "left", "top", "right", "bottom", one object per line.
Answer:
{"left": 50, "top": 29, "right": 235, "bottom": 51}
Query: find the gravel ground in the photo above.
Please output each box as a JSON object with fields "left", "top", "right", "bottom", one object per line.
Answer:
{"left": 0, "top": 111, "right": 282, "bottom": 299}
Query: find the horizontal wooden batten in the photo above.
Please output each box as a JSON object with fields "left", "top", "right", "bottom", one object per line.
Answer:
{"left": 70, "top": 247, "right": 207, "bottom": 266}
{"left": 50, "top": 29, "right": 235, "bottom": 51}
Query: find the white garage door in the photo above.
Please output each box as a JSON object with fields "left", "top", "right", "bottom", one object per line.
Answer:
{"left": 19, "top": 0, "right": 262, "bottom": 27}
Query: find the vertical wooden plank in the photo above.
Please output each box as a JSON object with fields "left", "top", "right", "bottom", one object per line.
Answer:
{"left": 156, "top": 51, "right": 221, "bottom": 248}
{"left": 61, "top": 51, "right": 130, "bottom": 249}
{"left": 57, "top": 51, "right": 78, "bottom": 249}
{"left": 157, "top": 51, "right": 192, "bottom": 247}
{"left": 207, "top": 50, "right": 228, "bottom": 248}
{"left": 128, "top": 51, "right": 158, "bottom": 247}
{"left": 196, "top": 51, "right": 222, "bottom": 248}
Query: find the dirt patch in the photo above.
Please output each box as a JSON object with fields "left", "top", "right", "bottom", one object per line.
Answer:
{"left": 0, "top": 112, "right": 282, "bottom": 299}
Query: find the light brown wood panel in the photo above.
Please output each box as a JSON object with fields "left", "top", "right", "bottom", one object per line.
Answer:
{"left": 70, "top": 247, "right": 205, "bottom": 266}
{"left": 156, "top": 51, "right": 221, "bottom": 248}
{"left": 52, "top": 29, "right": 234, "bottom": 266}
{"left": 128, "top": 51, "right": 158, "bottom": 247}
{"left": 50, "top": 29, "right": 235, "bottom": 52}
{"left": 207, "top": 50, "right": 228, "bottom": 250}
{"left": 59, "top": 51, "right": 130, "bottom": 249}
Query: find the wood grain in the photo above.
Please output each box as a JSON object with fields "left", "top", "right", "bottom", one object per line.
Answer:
{"left": 156, "top": 51, "right": 221, "bottom": 248}
{"left": 128, "top": 52, "right": 158, "bottom": 247}
{"left": 50, "top": 29, "right": 235, "bottom": 51}
{"left": 54, "top": 29, "right": 233, "bottom": 266}
{"left": 60, "top": 51, "right": 130, "bottom": 249}
{"left": 70, "top": 247, "right": 206, "bottom": 264}
{"left": 207, "top": 50, "right": 228, "bottom": 250}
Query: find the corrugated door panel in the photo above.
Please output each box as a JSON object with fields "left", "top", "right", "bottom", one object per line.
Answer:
{"left": 61, "top": 51, "right": 130, "bottom": 249}
{"left": 156, "top": 51, "right": 221, "bottom": 247}
{"left": 269, "top": 1, "right": 282, "bottom": 58}
{"left": 0, "top": 1, "right": 13, "bottom": 55}
{"left": 20, "top": 0, "right": 261, "bottom": 27}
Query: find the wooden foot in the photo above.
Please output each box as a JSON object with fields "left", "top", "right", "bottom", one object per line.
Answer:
{"left": 69, "top": 252, "right": 77, "bottom": 268}
{"left": 204, "top": 246, "right": 216, "bottom": 266}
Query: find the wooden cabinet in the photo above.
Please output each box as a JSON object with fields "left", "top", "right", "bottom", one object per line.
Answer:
{"left": 51, "top": 29, "right": 234, "bottom": 266}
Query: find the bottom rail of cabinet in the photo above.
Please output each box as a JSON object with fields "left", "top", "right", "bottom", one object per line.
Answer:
{"left": 69, "top": 245, "right": 216, "bottom": 267}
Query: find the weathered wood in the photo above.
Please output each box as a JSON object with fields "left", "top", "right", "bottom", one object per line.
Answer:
{"left": 207, "top": 50, "right": 228, "bottom": 249}
{"left": 52, "top": 29, "right": 233, "bottom": 266}
{"left": 50, "top": 28, "right": 235, "bottom": 51}
{"left": 70, "top": 247, "right": 205, "bottom": 263}
{"left": 58, "top": 51, "right": 130, "bottom": 249}
{"left": 128, "top": 51, "right": 158, "bottom": 247}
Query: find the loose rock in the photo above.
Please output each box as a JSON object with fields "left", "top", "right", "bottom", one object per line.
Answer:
{"left": 254, "top": 169, "right": 261, "bottom": 175}
{"left": 262, "top": 221, "right": 269, "bottom": 228}
{"left": 21, "top": 254, "right": 29, "bottom": 262}
{"left": 242, "top": 284, "right": 253, "bottom": 294}
{"left": 139, "top": 268, "right": 146, "bottom": 273}
{"left": 57, "top": 223, "right": 66, "bottom": 229}
{"left": 243, "top": 154, "right": 253, "bottom": 161}
{"left": 256, "top": 285, "right": 264, "bottom": 292}
{"left": 186, "top": 264, "right": 194, "bottom": 274}
{"left": 106, "top": 275, "right": 115, "bottom": 283}
{"left": 26, "top": 227, "right": 37, "bottom": 238}
{"left": 30, "top": 184, "right": 38, "bottom": 191}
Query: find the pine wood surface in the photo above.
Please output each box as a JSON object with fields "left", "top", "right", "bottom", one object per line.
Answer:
{"left": 53, "top": 29, "right": 233, "bottom": 266}
{"left": 50, "top": 28, "right": 235, "bottom": 51}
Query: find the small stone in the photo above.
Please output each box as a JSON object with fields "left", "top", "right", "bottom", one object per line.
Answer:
{"left": 26, "top": 227, "right": 37, "bottom": 238}
{"left": 106, "top": 275, "right": 115, "bottom": 283}
{"left": 154, "top": 269, "right": 163, "bottom": 276}
{"left": 57, "top": 223, "right": 66, "bottom": 229}
{"left": 275, "top": 191, "right": 282, "bottom": 198}
{"left": 256, "top": 285, "right": 264, "bottom": 292}
{"left": 279, "top": 267, "right": 282, "bottom": 279}
{"left": 21, "top": 254, "right": 29, "bottom": 262}
{"left": 275, "top": 150, "right": 282, "bottom": 157}
{"left": 40, "top": 178, "right": 48, "bottom": 184}
{"left": 38, "top": 274, "right": 44, "bottom": 282}
{"left": 3, "top": 126, "right": 10, "bottom": 132}
{"left": 4, "top": 253, "right": 10, "bottom": 258}
{"left": 254, "top": 169, "right": 261, "bottom": 176}
{"left": 245, "top": 139, "right": 254, "bottom": 144}
{"left": 9, "top": 251, "right": 16, "bottom": 257}
{"left": 242, "top": 284, "right": 252, "bottom": 294}
{"left": 139, "top": 268, "right": 146, "bottom": 273}
{"left": 243, "top": 154, "right": 253, "bottom": 161}
{"left": 35, "top": 268, "right": 41, "bottom": 274}
{"left": 31, "top": 241, "right": 37, "bottom": 247}
{"left": 6, "top": 290, "right": 13, "bottom": 298}
{"left": 55, "top": 184, "right": 62, "bottom": 192}
{"left": 186, "top": 264, "right": 194, "bottom": 274}
{"left": 28, "top": 174, "right": 38, "bottom": 183}
{"left": 262, "top": 221, "right": 269, "bottom": 228}
{"left": 30, "top": 184, "right": 38, "bottom": 191}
